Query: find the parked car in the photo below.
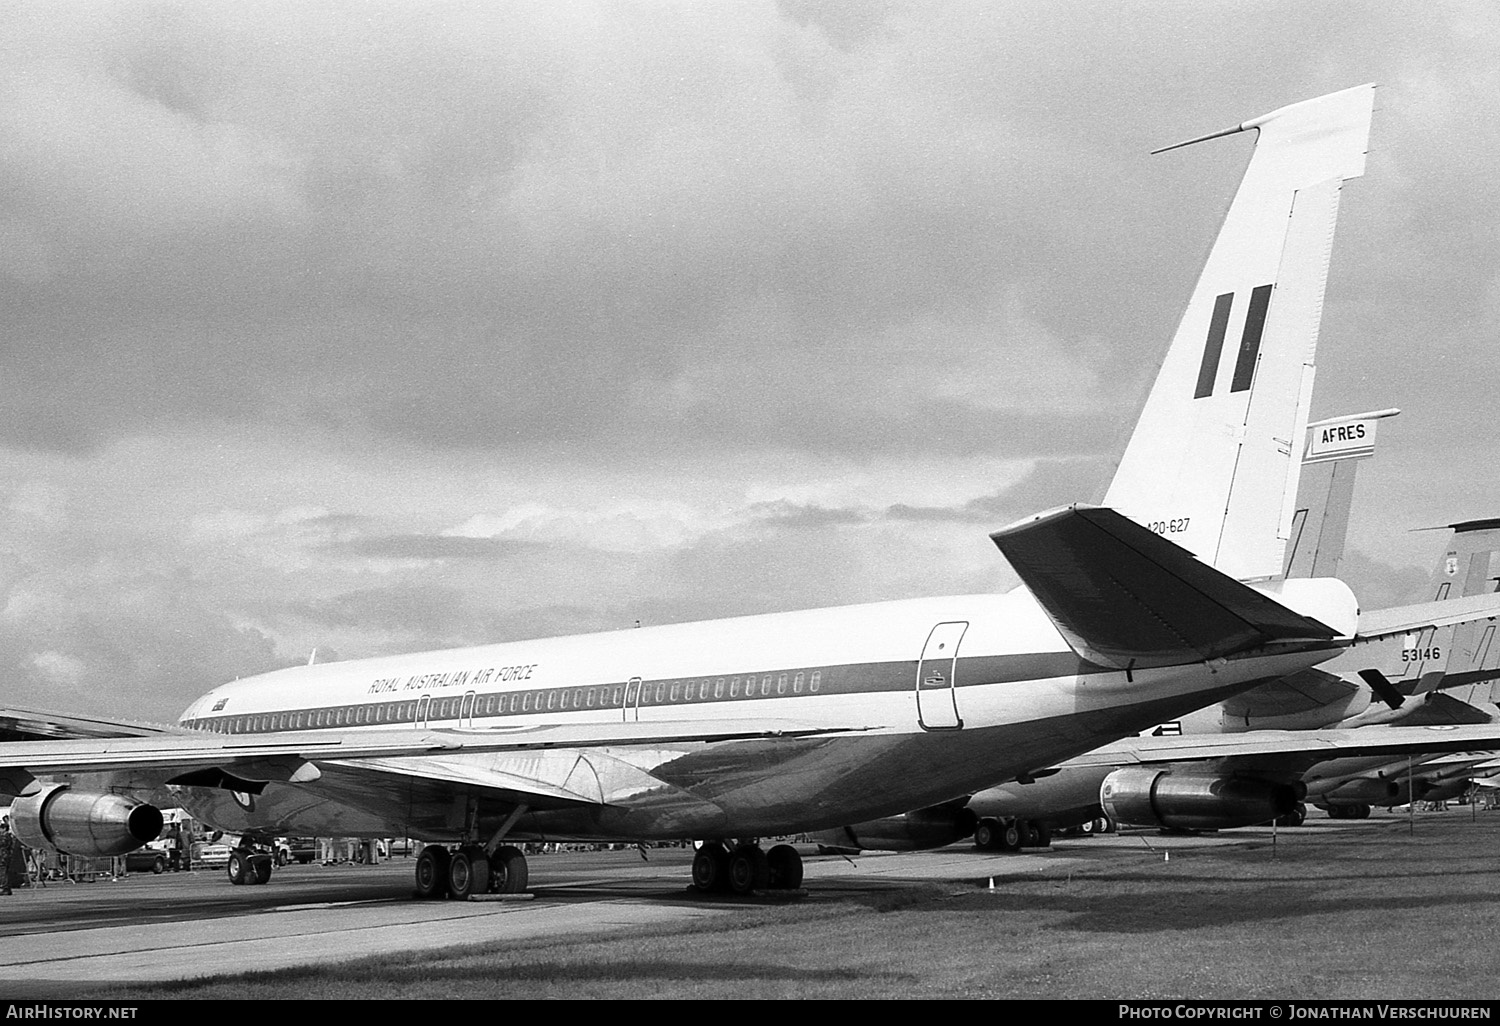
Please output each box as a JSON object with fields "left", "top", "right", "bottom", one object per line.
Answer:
{"left": 192, "top": 841, "right": 231, "bottom": 868}
{"left": 124, "top": 845, "right": 170, "bottom": 874}
{"left": 279, "top": 837, "right": 320, "bottom": 865}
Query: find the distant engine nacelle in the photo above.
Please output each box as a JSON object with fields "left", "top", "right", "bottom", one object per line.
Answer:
{"left": 807, "top": 804, "right": 978, "bottom": 853}
{"left": 1099, "top": 768, "right": 1302, "bottom": 831}
{"left": 8, "top": 784, "right": 164, "bottom": 857}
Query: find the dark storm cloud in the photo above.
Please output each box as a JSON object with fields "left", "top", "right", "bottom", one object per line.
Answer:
{"left": 0, "top": 1, "right": 1131, "bottom": 458}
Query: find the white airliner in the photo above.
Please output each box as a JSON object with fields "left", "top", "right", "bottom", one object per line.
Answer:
{"left": 5, "top": 84, "right": 1489, "bottom": 900}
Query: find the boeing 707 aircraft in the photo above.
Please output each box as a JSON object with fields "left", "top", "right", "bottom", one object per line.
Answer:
{"left": 7, "top": 84, "right": 1489, "bottom": 902}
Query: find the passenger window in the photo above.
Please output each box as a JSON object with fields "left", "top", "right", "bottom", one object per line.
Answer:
{"left": 777, "top": 673, "right": 787, "bottom": 695}
{"left": 560, "top": 690, "right": 570, "bottom": 709}
{"left": 670, "top": 681, "right": 681, "bottom": 702}
{"left": 714, "top": 678, "right": 724, "bottom": 699}
{"left": 730, "top": 677, "right": 740, "bottom": 697}
{"left": 547, "top": 691, "right": 557, "bottom": 710}
{"left": 810, "top": 670, "right": 822, "bottom": 692}
{"left": 523, "top": 693, "right": 533, "bottom": 712}
{"left": 793, "top": 672, "right": 804, "bottom": 694}
{"left": 761, "top": 676, "right": 771, "bottom": 696}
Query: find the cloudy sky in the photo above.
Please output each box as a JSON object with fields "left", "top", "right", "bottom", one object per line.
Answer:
{"left": 2, "top": 1, "right": 1497, "bottom": 723}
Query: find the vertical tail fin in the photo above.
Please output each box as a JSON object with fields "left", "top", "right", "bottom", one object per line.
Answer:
{"left": 1410, "top": 519, "right": 1500, "bottom": 695}
{"left": 1105, "top": 85, "right": 1376, "bottom": 581}
{"left": 1281, "top": 408, "right": 1400, "bottom": 579}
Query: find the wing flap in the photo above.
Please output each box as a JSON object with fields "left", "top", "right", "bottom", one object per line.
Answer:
{"left": 0, "top": 718, "right": 868, "bottom": 785}
{"left": 990, "top": 505, "right": 1338, "bottom": 668}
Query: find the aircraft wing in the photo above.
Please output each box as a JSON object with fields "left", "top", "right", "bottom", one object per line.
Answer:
{"left": 1059, "top": 722, "right": 1500, "bottom": 769}
{"left": 0, "top": 718, "right": 873, "bottom": 793}
{"left": 0, "top": 706, "right": 188, "bottom": 742}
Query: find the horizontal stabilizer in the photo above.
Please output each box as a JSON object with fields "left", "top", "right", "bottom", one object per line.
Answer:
{"left": 1355, "top": 593, "right": 1500, "bottom": 640}
{"left": 991, "top": 505, "right": 1338, "bottom": 668}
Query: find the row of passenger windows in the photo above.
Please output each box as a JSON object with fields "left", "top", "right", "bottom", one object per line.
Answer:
{"left": 185, "top": 670, "right": 825, "bottom": 735}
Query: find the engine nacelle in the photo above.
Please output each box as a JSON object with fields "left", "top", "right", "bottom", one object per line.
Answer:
{"left": 807, "top": 804, "right": 978, "bottom": 853}
{"left": 1100, "top": 768, "right": 1301, "bottom": 831}
{"left": 8, "top": 784, "right": 164, "bottom": 856}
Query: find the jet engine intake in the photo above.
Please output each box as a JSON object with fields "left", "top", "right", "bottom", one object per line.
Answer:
{"left": 8, "top": 784, "right": 164, "bottom": 856}
{"left": 1100, "top": 767, "right": 1302, "bottom": 831}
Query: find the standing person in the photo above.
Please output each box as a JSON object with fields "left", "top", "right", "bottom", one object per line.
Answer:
{"left": 0, "top": 817, "right": 15, "bottom": 896}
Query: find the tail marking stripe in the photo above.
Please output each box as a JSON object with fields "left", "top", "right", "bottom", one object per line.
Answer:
{"left": 1193, "top": 292, "right": 1235, "bottom": 399}
{"left": 1229, "top": 283, "right": 1275, "bottom": 393}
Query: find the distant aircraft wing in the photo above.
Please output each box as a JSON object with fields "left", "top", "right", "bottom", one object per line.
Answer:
{"left": 1353, "top": 593, "right": 1500, "bottom": 639}
{"left": 1059, "top": 722, "right": 1500, "bottom": 769}
{"left": 0, "top": 718, "right": 873, "bottom": 794}
{"left": 0, "top": 706, "right": 186, "bottom": 742}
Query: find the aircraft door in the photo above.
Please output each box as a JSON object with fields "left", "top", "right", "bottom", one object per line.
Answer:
{"left": 460, "top": 690, "right": 476, "bottom": 727}
{"left": 916, "top": 621, "right": 967, "bottom": 730}
{"left": 622, "top": 677, "right": 642, "bottom": 722}
{"left": 415, "top": 695, "right": 430, "bottom": 727}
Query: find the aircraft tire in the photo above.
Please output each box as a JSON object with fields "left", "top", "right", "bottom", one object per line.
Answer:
{"left": 692, "top": 843, "right": 730, "bottom": 892}
{"left": 251, "top": 855, "right": 273, "bottom": 884}
{"left": 447, "top": 847, "right": 489, "bottom": 899}
{"left": 766, "top": 844, "right": 803, "bottom": 890}
{"left": 415, "top": 846, "right": 450, "bottom": 899}
{"left": 973, "top": 818, "right": 999, "bottom": 851}
{"left": 728, "top": 845, "right": 769, "bottom": 894}
{"left": 1000, "top": 821, "right": 1023, "bottom": 852}
{"left": 1031, "top": 821, "right": 1052, "bottom": 848}
{"left": 491, "top": 845, "right": 528, "bottom": 894}
{"left": 226, "top": 850, "right": 251, "bottom": 885}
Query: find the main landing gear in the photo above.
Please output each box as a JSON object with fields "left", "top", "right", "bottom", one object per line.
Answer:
{"left": 691, "top": 842, "right": 804, "bottom": 895}
{"left": 414, "top": 843, "right": 530, "bottom": 900}
{"left": 227, "top": 846, "right": 275, "bottom": 885}
{"left": 972, "top": 817, "right": 1053, "bottom": 852}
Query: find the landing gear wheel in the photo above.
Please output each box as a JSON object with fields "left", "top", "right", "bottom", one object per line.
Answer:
{"left": 226, "top": 849, "right": 252, "bottom": 885}
{"left": 490, "top": 845, "right": 529, "bottom": 894}
{"left": 251, "top": 854, "right": 273, "bottom": 884}
{"left": 728, "top": 845, "right": 769, "bottom": 894}
{"left": 448, "top": 847, "right": 490, "bottom": 900}
{"left": 973, "top": 818, "right": 1000, "bottom": 851}
{"left": 1000, "top": 821, "right": 1023, "bottom": 852}
{"left": 1076, "top": 818, "right": 1096, "bottom": 836}
{"left": 692, "top": 843, "right": 730, "bottom": 892}
{"left": 1030, "top": 822, "right": 1052, "bottom": 848}
{"left": 766, "top": 844, "right": 803, "bottom": 890}
{"left": 415, "top": 846, "right": 451, "bottom": 899}
{"left": 1276, "top": 802, "right": 1307, "bottom": 828}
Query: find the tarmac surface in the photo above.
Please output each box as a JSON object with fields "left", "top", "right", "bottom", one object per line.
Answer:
{"left": 0, "top": 818, "right": 1395, "bottom": 989}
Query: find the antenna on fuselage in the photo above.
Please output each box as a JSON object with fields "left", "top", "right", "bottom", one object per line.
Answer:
{"left": 307, "top": 648, "right": 318, "bottom": 666}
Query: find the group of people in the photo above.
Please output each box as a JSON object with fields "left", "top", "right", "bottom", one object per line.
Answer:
{"left": 1, "top": 816, "right": 21, "bottom": 895}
